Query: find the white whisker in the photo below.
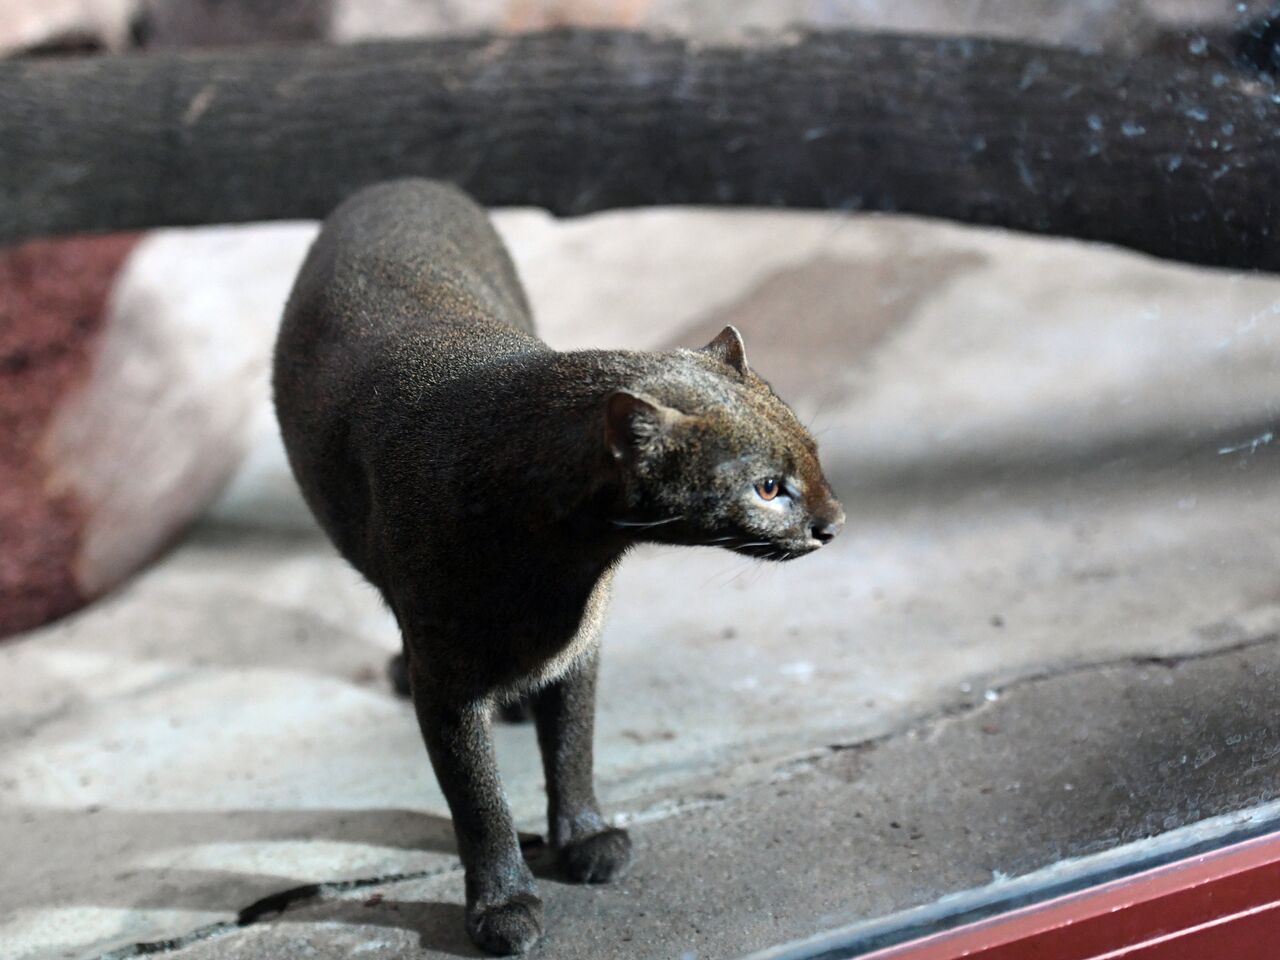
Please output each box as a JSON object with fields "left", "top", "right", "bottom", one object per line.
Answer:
{"left": 611, "top": 515, "right": 684, "bottom": 529}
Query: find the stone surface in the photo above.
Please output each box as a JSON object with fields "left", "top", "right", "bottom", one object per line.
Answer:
{"left": 134, "top": 641, "right": 1280, "bottom": 960}
{"left": 2, "top": 208, "right": 1280, "bottom": 959}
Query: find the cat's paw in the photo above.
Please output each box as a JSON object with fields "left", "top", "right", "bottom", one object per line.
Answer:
{"left": 559, "top": 827, "right": 632, "bottom": 884}
{"left": 466, "top": 891, "right": 544, "bottom": 955}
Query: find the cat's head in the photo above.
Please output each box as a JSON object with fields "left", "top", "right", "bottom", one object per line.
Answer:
{"left": 605, "top": 326, "right": 844, "bottom": 561}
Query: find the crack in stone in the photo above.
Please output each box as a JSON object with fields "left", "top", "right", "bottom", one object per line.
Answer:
{"left": 93, "top": 864, "right": 464, "bottom": 959}
{"left": 992, "top": 630, "right": 1280, "bottom": 686}
{"left": 917, "top": 629, "right": 1280, "bottom": 736}
{"left": 88, "top": 629, "right": 1280, "bottom": 958}
{"left": 768, "top": 631, "right": 1280, "bottom": 779}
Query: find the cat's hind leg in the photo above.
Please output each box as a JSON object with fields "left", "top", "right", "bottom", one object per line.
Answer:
{"left": 496, "top": 696, "right": 535, "bottom": 723}
{"left": 387, "top": 647, "right": 411, "bottom": 697}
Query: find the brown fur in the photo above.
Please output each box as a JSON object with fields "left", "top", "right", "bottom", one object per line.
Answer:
{"left": 273, "top": 179, "right": 843, "bottom": 955}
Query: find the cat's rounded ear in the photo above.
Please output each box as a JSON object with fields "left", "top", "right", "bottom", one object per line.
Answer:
{"left": 604, "top": 390, "right": 684, "bottom": 460}
{"left": 700, "top": 325, "right": 749, "bottom": 376}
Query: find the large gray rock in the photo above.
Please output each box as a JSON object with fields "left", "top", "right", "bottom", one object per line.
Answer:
{"left": 48, "top": 226, "right": 312, "bottom": 595}
{"left": 138, "top": 0, "right": 330, "bottom": 48}
{"left": 333, "top": 0, "right": 1264, "bottom": 49}
{"left": 0, "top": 0, "right": 137, "bottom": 54}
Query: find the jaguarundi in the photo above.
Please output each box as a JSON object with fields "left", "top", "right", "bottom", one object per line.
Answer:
{"left": 273, "top": 179, "right": 845, "bottom": 955}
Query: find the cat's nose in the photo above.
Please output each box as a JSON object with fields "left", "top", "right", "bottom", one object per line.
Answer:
{"left": 811, "top": 518, "right": 842, "bottom": 544}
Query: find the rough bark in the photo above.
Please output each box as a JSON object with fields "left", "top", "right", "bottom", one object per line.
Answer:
{"left": 2, "top": 29, "right": 1278, "bottom": 269}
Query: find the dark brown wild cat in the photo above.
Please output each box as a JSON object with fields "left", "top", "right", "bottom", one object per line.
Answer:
{"left": 272, "top": 179, "right": 844, "bottom": 955}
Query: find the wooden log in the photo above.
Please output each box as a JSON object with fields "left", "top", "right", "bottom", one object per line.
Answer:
{"left": 2, "top": 29, "right": 1278, "bottom": 270}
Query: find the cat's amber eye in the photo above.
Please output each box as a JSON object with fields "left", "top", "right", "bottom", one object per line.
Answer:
{"left": 755, "top": 478, "right": 781, "bottom": 501}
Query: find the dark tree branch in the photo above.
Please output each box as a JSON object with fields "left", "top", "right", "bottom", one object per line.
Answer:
{"left": 2, "top": 29, "right": 1278, "bottom": 270}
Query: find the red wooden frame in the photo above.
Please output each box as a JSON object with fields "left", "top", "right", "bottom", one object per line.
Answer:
{"left": 859, "top": 831, "right": 1280, "bottom": 960}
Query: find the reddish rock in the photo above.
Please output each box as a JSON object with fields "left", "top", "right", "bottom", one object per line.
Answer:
{"left": 0, "top": 233, "right": 141, "bottom": 637}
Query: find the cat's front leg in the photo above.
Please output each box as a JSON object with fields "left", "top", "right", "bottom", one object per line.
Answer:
{"left": 411, "top": 681, "right": 542, "bottom": 955}
{"left": 531, "top": 646, "right": 632, "bottom": 883}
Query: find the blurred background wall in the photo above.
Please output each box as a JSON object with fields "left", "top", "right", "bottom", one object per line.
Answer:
{"left": 1, "top": 0, "right": 1272, "bottom": 55}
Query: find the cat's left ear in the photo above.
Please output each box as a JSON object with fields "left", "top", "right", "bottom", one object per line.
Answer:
{"left": 700, "top": 325, "right": 749, "bottom": 376}
{"left": 604, "top": 390, "right": 685, "bottom": 461}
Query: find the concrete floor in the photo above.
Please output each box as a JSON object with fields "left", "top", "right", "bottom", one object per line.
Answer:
{"left": 3, "top": 210, "right": 1279, "bottom": 960}
{"left": 128, "top": 639, "right": 1280, "bottom": 960}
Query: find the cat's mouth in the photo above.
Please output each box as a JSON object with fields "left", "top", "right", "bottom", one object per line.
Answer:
{"left": 726, "top": 538, "right": 820, "bottom": 562}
